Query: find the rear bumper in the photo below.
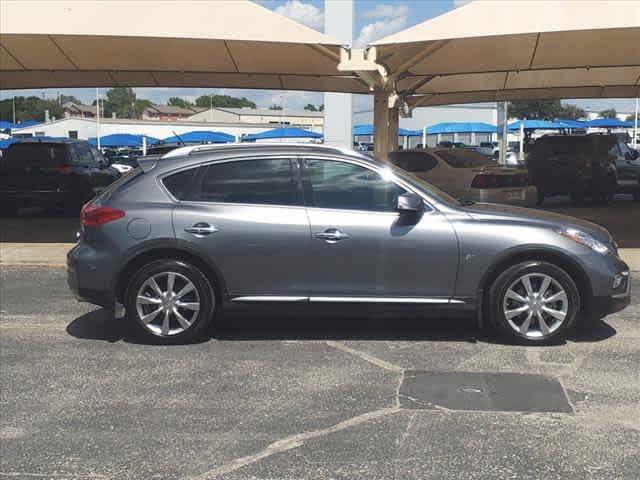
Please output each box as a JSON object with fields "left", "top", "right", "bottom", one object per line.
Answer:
{"left": 67, "top": 244, "right": 115, "bottom": 309}
{"left": 471, "top": 185, "right": 537, "bottom": 206}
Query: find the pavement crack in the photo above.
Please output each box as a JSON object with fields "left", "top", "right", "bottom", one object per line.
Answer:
{"left": 325, "top": 341, "right": 404, "bottom": 373}
{"left": 188, "top": 407, "right": 400, "bottom": 480}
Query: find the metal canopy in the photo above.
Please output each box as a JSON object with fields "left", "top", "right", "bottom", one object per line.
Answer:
{"left": 0, "top": 0, "right": 368, "bottom": 93}
{"left": 369, "top": 0, "right": 640, "bottom": 107}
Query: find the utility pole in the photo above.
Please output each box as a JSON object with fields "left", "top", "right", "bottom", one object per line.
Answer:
{"left": 96, "top": 88, "right": 101, "bottom": 150}
{"left": 634, "top": 97, "right": 639, "bottom": 148}
{"left": 12, "top": 97, "right": 16, "bottom": 124}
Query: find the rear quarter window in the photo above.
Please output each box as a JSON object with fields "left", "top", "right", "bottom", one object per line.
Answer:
{"left": 162, "top": 167, "right": 200, "bottom": 200}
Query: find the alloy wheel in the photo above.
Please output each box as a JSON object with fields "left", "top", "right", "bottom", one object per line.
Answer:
{"left": 502, "top": 273, "right": 569, "bottom": 338}
{"left": 135, "top": 271, "right": 201, "bottom": 337}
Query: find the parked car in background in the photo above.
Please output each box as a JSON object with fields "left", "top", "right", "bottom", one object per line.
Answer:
{"left": 475, "top": 141, "right": 498, "bottom": 156}
{"left": 67, "top": 143, "right": 630, "bottom": 345}
{"left": 389, "top": 148, "right": 535, "bottom": 206}
{"left": 527, "top": 135, "right": 619, "bottom": 205}
{"left": 0, "top": 139, "right": 120, "bottom": 215}
{"left": 605, "top": 135, "right": 640, "bottom": 200}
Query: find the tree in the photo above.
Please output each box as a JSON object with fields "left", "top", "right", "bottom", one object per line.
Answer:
{"left": 558, "top": 104, "right": 587, "bottom": 120}
{"left": 626, "top": 114, "right": 637, "bottom": 122}
{"left": 598, "top": 108, "right": 618, "bottom": 119}
{"left": 269, "top": 104, "right": 283, "bottom": 110}
{"left": 59, "top": 94, "right": 82, "bottom": 105}
{"left": 304, "top": 104, "right": 318, "bottom": 111}
{"left": 194, "top": 94, "right": 256, "bottom": 109}
{"left": 319, "top": 104, "right": 324, "bottom": 112}
{"left": 105, "top": 87, "right": 138, "bottom": 118}
{"left": 507, "top": 100, "right": 563, "bottom": 120}
{"left": 167, "top": 97, "right": 193, "bottom": 109}
{"left": 0, "top": 96, "right": 63, "bottom": 123}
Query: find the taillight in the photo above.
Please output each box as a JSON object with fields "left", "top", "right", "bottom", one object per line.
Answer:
{"left": 472, "top": 174, "right": 499, "bottom": 188}
{"left": 472, "top": 174, "right": 529, "bottom": 189}
{"left": 53, "top": 164, "right": 73, "bottom": 174}
{"left": 81, "top": 205, "right": 125, "bottom": 226}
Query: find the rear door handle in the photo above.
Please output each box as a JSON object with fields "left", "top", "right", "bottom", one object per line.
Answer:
{"left": 184, "top": 223, "right": 218, "bottom": 236}
{"left": 314, "top": 228, "right": 349, "bottom": 243}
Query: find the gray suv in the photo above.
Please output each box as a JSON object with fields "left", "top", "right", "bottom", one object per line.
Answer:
{"left": 67, "top": 144, "right": 631, "bottom": 344}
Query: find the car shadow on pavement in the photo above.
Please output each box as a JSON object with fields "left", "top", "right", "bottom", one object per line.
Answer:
{"left": 66, "top": 306, "right": 618, "bottom": 346}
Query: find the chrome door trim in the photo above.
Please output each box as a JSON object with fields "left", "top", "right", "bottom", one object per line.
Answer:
{"left": 309, "top": 297, "right": 463, "bottom": 304}
{"left": 229, "top": 296, "right": 466, "bottom": 304}
{"left": 231, "top": 296, "right": 308, "bottom": 302}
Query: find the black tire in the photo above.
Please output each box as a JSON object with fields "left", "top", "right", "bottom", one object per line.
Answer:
{"left": 488, "top": 261, "right": 580, "bottom": 344}
{"left": 125, "top": 259, "right": 216, "bottom": 344}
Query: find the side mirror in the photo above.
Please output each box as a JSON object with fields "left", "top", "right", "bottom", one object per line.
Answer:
{"left": 397, "top": 192, "right": 423, "bottom": 214}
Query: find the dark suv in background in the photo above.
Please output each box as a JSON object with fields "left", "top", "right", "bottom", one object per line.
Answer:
{"left": 0, "top": 139, "right": 120, "bottom": 215}
{"left": 527, "top": 134, "right": 639, "bottom": 205}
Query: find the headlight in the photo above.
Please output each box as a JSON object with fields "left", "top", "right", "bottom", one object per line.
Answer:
{"left": 556, "top": 228, "right": 610, "bottom": 254}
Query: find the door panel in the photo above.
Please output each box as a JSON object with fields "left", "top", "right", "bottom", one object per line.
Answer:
{"left": 305, "top": 208, "right": 458, "bottom": 298}
{"left": 169, "top": 157, "right": 311, "bottom": 297}
{"left": 302, "top": 157, "right": 458, "bottom": 299}
{"left": 173, "top": 203, "right": 311, "bottom": 296}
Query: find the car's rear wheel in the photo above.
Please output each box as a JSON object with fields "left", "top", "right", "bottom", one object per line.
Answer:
{"left": 489, "top": 261, "right": 580, "bottom": 344}
{"left": 125, "top": 259, "right": 215, "bottom": 343}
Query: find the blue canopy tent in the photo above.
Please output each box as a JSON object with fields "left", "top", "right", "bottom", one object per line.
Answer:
{"left": 15, "top": 120, "right": 40, "bottom": 128}
{"left": 426, "top": 122, "right": 496, "bottom": 134}
{"left": 0, "top": 121, "right": 14, "bottom": 131}
{"left": 0, "top": 137, "right": 15, "bottom": 149}
{"left": 585, "top": 118, "right": 629, "bottom": 129}
{"left": 553, "top": 119, "right": 586, "bottom": 129}
{"left": 243, "top": 127, "right": 322, "bottom": 142}
{"left": 507, "top": 120, "right": 567, "bottom": 131}
{"left": 88, "top": 133, "right": 160, "bottom": 148}
{"left": 161, "top": 130, "right": 235, "bottom": 144}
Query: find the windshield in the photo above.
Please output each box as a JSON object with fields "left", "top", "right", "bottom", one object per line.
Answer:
{"left": 436, "top": 149, "right": 497, "bottom": 168}
{"left": 388, "top": 164, "right": 460, "bottom": 206}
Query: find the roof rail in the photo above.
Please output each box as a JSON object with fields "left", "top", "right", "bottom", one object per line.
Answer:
{"left": 160, "top": 142, "right": 353, "bottom": 160}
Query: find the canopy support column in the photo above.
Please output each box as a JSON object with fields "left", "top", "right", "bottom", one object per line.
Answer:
{"left": 373, "top": 90, "right": 399, "bottom": 160}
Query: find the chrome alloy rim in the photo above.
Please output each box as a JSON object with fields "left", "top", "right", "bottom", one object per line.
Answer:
{"left": 502, "top": 273, "right": 568, "bottom": 338}
{"left": 135, "top": 272, "right": 201, "bottom": 336}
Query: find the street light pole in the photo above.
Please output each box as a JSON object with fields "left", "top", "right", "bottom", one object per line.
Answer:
{"left": 96, "top": 88, "right": 101, "bottom": 150}
{"left": 634, "top": 97, "right": 639, "bottom": 148}
{"left": 12, "top": 97, "right": 16, "bottom": 124}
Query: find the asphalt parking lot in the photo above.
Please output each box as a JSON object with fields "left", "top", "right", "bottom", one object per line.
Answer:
{"left": 1, "top": 266, "right": 638, "bottom": 479}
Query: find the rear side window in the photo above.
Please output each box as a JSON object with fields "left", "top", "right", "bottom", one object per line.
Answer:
{"left": 197, "top": 159, "right": 299, "bottom": 206}
{"left": 163, "top": 167, "right": 200, "bottom": 201}
{"left": 389, "top": 151, "right": 439, "bottom": 172}
{"left": 1, "top": 143, "right": 67, "bottom": 169}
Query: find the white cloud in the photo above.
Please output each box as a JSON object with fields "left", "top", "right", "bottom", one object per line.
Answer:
{"left": 355, "top": 4, "right": 409, "bottom": 48}
{"left": 363, "top": 4, "right": 409, "bottom": 20}
{"left": 274, "top": 0, "right": 324, "bottom": 31}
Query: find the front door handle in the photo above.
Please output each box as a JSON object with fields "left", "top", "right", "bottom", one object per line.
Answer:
{"left": 184, "top": 223, "right": 218, "bottom": 236}
{"left": 314, "top": 228, "right": 350, "bottom": 243}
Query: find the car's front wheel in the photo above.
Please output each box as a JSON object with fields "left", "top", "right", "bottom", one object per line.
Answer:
{"left": 125, "top": 259, "right": 216, "bottom": 343}
{"left": 489, "top": 261, "right": 580, "bottom": 344}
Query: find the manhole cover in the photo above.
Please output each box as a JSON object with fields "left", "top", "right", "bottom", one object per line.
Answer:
{"left": 399, "top": 371, "right": 572, "bottom": 413}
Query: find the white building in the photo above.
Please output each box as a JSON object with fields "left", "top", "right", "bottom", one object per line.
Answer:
{"left": 186, "top": 107, "right": 324, "bottom": 129}
{"left": 10, "top": 117, "right": 323, "bottom": 142}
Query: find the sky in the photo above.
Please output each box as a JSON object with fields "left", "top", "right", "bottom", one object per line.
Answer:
{"left": 0, "top": 0, "right": 636, "bottom": 114}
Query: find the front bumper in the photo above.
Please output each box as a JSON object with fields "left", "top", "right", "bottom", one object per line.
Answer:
{"left": 590, "top": 270, "right": 631, "bottom": 316}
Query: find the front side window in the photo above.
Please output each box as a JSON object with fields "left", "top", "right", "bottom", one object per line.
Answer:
{"left": 198, "top": 158, "right": 300, "bottom": 206}
{"left": 304, "top": 159, "right": 406, "bottom": 212}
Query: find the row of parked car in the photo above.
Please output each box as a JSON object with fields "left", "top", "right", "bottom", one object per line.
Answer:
{"left": 0, "top": 133, "right": 638, "bottom": 216}
{"left": 391, "top": 133, "right": 640, "bottom": 207}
